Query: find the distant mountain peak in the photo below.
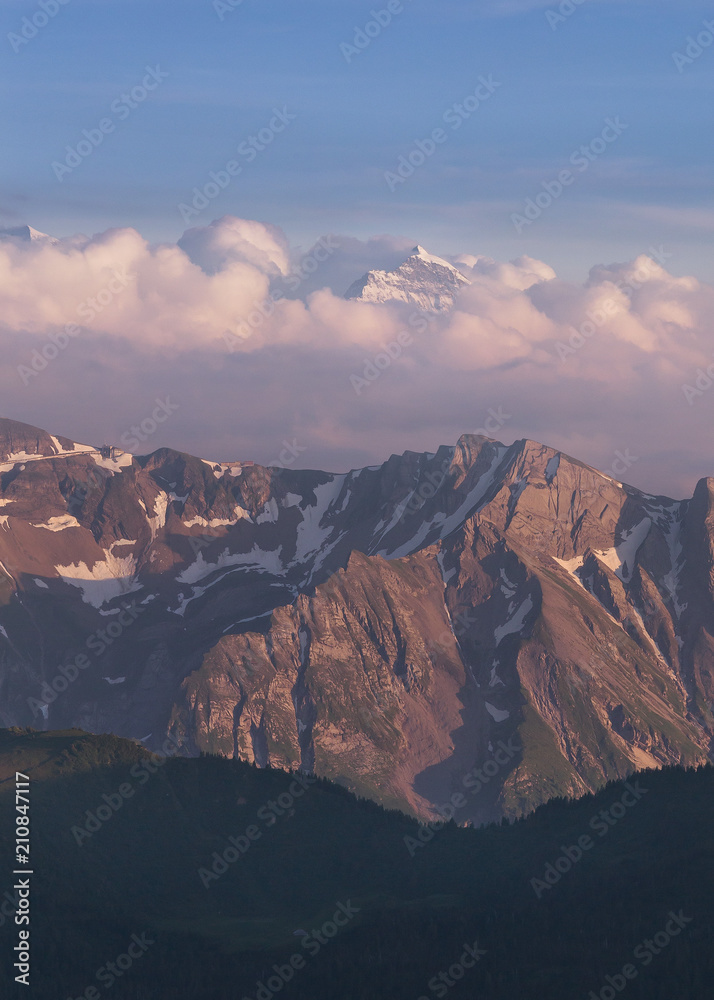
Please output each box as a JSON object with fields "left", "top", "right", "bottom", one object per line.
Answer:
{"left": 0, "top": 224, "right": 59, "bottom": 246}
{"left": 345, "top": 244, "right": 470, "bottom": 312}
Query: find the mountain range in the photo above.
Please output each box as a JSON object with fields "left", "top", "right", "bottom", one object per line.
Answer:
{"left": 1, "top": 415, "right": 712, "bottom": 825}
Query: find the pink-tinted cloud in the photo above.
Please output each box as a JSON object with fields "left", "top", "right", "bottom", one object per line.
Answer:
{"left": 1, "top": 216, "right": 712, "bottom": 498}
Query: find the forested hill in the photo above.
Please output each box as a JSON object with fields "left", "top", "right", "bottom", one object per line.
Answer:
{"left": 0, "top": 727, "right": 712, "bottom": 999}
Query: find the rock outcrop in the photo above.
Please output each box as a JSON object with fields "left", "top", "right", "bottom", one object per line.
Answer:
{"left": 0, "top": 418, "right": 712, "bottom": 822}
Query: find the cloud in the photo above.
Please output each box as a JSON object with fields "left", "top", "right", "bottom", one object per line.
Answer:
{"left": 177, "top": 216, "right": 290, "bottom": 276}
{"left": 0, "top": 216, "right": 713, "bottom": 497}
{"left": 285, "top": 233, "right": 416, "bottom": 299}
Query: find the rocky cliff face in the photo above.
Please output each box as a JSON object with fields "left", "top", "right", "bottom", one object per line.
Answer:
{"left": 0, "top": 418, "right": 712, "bottom": 822}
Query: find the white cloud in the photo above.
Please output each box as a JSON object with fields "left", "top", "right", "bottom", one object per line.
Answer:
{"left": 1, "top": 216, "right": 713, "bottom": 498}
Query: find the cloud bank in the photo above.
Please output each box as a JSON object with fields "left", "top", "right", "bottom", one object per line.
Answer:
{"left": 0, "top": 215, "right": 712, "bottom": 497}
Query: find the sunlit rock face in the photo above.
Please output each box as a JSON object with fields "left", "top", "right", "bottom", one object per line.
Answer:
{"left": 0, "top": 417, "right": 712, "bottom": 823}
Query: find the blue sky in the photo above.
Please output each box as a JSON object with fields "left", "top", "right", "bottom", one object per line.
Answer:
{"left": 1, "top": 0, "right": 712, "bottom": 279}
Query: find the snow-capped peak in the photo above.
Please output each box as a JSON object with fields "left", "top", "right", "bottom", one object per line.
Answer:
{"left": 0, "top": 225, "right": 59, "bottom": 246}
{"left": 345, "top": 244, "right": 470, "bottom": 312}
{"left": 411, "top": 245, "right": 466, "bottom": 275}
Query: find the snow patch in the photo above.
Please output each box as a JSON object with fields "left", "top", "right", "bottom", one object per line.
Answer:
{"left": 172, "top": 584, "right": 210, "bottom": 616}
{"left": 594, "top": 518, "right": 652, "bottom": 582}
{"left": 485, "top": 702, "right": 510, "bottom": 722}
{"left": 177, "top": 544, "right": 284, "bottom": 586}
{"left": 141, "top": 493, "right": 169, "bottom": 539}
{"left": 93, "top": 451, "right": 133, "bottom": 473}
{"left": 256, "top": 498, "right": 280, "bottom": 525}
{"left": 201, "top": 459, "right": 243, "bottom": 479}
{"left": 494, "top": 596, "right": 533, "bottom": 644}
{"left": 499, "top": 568, "right": 516, "bottom": 597}
{"left": 55, "top": 552, "right": 140, "bottom": 608}
{"left": 545, "top": 453, "right": 560, "bottom": 483}
{"left": 31, "top": 514, "right": 81, "bottom": 531}
{"left": 184, "top": 506, "right": 250, "bottom": 529}
{"left": 489, "top": 665, "right": 505, "bottom": 688}
{"left": 657, "top": 503, "right": 688, "bottom": 618}
{"left": 553, "top": 555, "right": 586, "bottom": 589}
{"left": 380, "top": 446, "right": 507, "bottom": 559}
{"left": 509, "top": 478, "right": 528, "bottom": 506}
{"left": 293, "top": 477, "right": 346, "bottom": 564}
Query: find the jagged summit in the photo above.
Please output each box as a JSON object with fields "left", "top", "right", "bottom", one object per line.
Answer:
{"left": 345, "top": 243, "right": 470, "bottom": 312}
{"left": 1, "top": 415, "right": 713, "bottom": 825}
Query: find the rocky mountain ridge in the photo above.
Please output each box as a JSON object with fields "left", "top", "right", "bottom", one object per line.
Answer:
{"left": 0, "top": 416, "right": 712, "bottom": 821}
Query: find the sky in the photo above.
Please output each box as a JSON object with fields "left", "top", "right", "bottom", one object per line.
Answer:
{"left": 1, "top": 0, "right": 713, "bottom": 496}
{"left": 1, "top": 0, "right": 712, "bottom": 279}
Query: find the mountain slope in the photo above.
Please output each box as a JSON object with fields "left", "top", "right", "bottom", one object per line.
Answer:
{"left": 344, "top": 244, "right": 470, "bottom": 311}
{"left": 174, "top": 439, "right": 712, "bottom": 821}
{"left": 0, "top": 727, "right": 712, "bottom": 1000}
{"left": 0, "top": 224, "right": 59, "bottom": 246}
{"left": 0, "top": 418, "right": 712, "bottom": 823}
